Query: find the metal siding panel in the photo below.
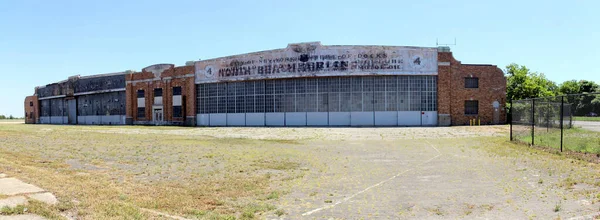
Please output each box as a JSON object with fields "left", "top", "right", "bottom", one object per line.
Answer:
{"left": 209, "top": 114, "right": 227, "bottom": 126}
{"left": 351, "top": 112, "right": 374, "bottom": 126}
{"left": 198, "top": 114, "right": 210, "bottom": 126}
{"left": 265, "top": 113, "right": 285, "bottom": 126}
{"left": 285, "top": 112, "right": 306, "bottom": 126}
{"left": 245, "top": 113, "right": 265, "bottom": 126}
{"left": 328, "top": 112, "right": 351, "bottom": 126}
{"left": 68, "top": 99, "right": 77, "bottom": 124}
{"left": 227, "top": 113, "right": 246, "bottom": 126}
{"left": 306, "top": 112, "right": 328, "bottom": 126}
{"left": 422, "top": 111, "right": 438, "bottom": 126}
{"left": 398, "top": 111, "right": 422, "bottom": 126}
{"left": 77, "top": 116, "right": 85, "bottom": 125}
{"left": 375, "top": 111, "right": 398, "bottom": 126}
{"left": 39, "top": 116, "right": 49, "bottom": 124}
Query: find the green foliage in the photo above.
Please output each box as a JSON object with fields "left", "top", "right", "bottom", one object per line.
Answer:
{"left": 506, "top": 63, "right": 558, "bottom": 101}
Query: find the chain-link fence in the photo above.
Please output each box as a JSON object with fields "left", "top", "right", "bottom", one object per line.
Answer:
{"left": 510, "top": 93, "right": 600, "bottom": 155}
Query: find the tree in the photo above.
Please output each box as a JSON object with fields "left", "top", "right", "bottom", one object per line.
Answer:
{"left": 0, "top": 115, "right": 5, "bottom": 119}
{"left": 505, "top": 63, "right": 558, "bottom": 101}
{"left": 558, "top": 80, "right": 580, "bottom": 95}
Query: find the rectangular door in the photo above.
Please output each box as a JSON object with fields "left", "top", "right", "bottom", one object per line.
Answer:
{"left": 68, "top": 99, "right": 77, "bottom": 125}
{"left": 153, "top": 108, "right": 163, "bottom": 125}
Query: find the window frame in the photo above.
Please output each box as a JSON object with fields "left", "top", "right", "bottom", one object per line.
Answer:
{"left": 173, "top": 106, "right": 183, "bottom": 118}
{"left": 464, "top": 100, "right": 479, "bottom": 115}
{"left": 137, "top": 90, "right": 145, "bottom": 98}
{"left": 154, "top": 88, "right": 163, "bottom": 97}
{"left": 173, "top": 86, "right": 182, "bottom": 96}
{"left": 137, "top": 107, "right": 146, "bottom": 118}
{"left": 465, "top": 77, "right": 479, "bottom": 89}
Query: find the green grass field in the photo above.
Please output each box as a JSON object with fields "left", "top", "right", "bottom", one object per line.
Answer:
{"left": 516, "top": 127, "right": 600, "bottom": 154}
{"left": 573, "top": 116, "right": 600, "bottom": 122}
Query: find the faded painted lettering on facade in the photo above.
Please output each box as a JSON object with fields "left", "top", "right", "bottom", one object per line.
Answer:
{"left": 195, "top": 42, "right": 437, "bottom": 83}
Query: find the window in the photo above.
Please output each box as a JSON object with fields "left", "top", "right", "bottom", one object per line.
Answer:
{"left": 137, "top": 107, "right": 145, "bottom": 118}
{"left": 29, "top": 112, "right": 33, "bottom": 119}
{"left": 173, "top": 106, "right": 183, "bottom": 118}
{"left": 465, "top": 77, "right": 479, "bottom": 88}
{"left": 173, "top": 87, "right": 182, "bottom": 96}
{"left": 465, "top": 100, "right": 479, "bottom": 115}
{"left": 154, "top": 88, "right": 162, "bottom": 97}
{"left": 137, "top": 90, "right": 145, "bottom": 98}
{"left": 29, "top": 101, "right": 33, "bottom": 107}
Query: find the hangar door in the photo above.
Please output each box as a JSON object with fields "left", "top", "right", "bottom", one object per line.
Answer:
{"left": 196, "top": 75, "right": 437, "bottom": 126}
{"left": 68, "top": 99, "right": 77, "bottom": 124}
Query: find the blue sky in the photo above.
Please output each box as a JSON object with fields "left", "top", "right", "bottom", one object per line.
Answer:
{"left": 1, "top": 0, "right": 598, "bottom": 117}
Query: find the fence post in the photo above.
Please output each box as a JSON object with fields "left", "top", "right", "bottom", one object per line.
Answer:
{"left": 560, "top": 96, "right": 564, "bottom": 152}
{"left": 510, "top": 100, "right": 513, "bottom": 141}
{"left": 531, "top": 99, "right": 535, "bottom": 146}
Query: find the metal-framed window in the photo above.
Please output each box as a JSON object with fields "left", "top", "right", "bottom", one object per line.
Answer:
{"left": 173, "top": 106, "right": 182, "bottom": 118}
{"left": 173, "top": 86, "right": 182, "bottom": 96}
{"left": 137, "top": 107, "right": 145, "bottom": 118}
{"left": 137, "top": 90, "right": 144, "bottom": 98}
{"left": 154, "top": 88, "right": 162, "bottom": 97}
{"left": 465, "top": 100, "right": 479, "bottom": 115}
{"left": 465, "top": 77, "right": 479, "bottom": 88}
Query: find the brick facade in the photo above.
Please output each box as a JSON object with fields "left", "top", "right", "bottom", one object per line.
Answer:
{"left": 437, "top": 51, "right": 507, "bottom": 125}
{"left": 24, "top": 95, "right": 39, "bottom": 124}
{"left": 125, "top": 64, "right": 196, "bottom": 126}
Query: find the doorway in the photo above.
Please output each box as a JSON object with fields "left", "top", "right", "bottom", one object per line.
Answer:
{"left": 153, "top": 107, "right": 163, "bottom": 125}
{"left": 493, "top": 101, "right": 500, "bottom": 124}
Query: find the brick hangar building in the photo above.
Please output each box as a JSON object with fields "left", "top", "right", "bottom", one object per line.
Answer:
{"left": 24, "top": 42, "right": 506, "bottom": 127}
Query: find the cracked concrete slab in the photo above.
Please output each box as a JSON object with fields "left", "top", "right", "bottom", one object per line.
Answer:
{"left": 0, "top": 178, "right": 45, "bottom": 196}
{"left": 0, "top": 196, "right": 27, "bottom": 208}
{"left": 0, "top": 214, "right": 46, "bottom": 220}
{"left": 27, "top": 193, "right": 58, "bottom": 205}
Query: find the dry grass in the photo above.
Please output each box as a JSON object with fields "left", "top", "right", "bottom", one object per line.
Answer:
{"left": 0, "top": 124, "right": 310, "bottom": 219}
{"left": 2, "top": 124, "right": 600, "bottom": 219}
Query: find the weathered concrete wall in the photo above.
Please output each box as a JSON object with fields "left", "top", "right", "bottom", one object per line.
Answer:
{"left": 74, "top": 74, "right": 126, "bottom": 94}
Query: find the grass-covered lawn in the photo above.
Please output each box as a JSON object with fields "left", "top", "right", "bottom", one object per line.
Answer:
{"left": 517, "top": 127, "right": 600, "bottom": 154}
{"left": 573, "top": 116, "right": 600, "bottom": 122}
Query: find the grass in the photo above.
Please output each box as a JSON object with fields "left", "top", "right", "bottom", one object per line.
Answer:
{"left": 0, "top": 124, "right": 309, "bottom": 219}
{"left": 0, "top": 205, "right": 26, "bottom": 215}
{"left": 554, "top": 202, "right": 562, "bottom": 212}
{"left": 573, "top": 116, "right": 600, "bottom": 122}
{"left": 2, "top": 124, "right": 600, "bottom": 218}
{"left": 516, "top": 127, "right": 600, "bottom": 154}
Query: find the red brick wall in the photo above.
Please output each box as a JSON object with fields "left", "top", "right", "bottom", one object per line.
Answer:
{"left": 24, "top": 95, "right": 39, "bottom": 124}
{"left": 438, "top": 52, "right": 507, "bottom": 125}
{"left": 125, "top": 65, "right": 195, "bottom": 125}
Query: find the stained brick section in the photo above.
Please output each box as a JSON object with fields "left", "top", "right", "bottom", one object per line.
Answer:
{"left": 125, "top": 64, "right": 196, "bottom": 126}
{"left": 437, "top": 51, "right": 507, "bottom": 125}
{"left": 24, "top": 95, "right": 39, "bottom": 124}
